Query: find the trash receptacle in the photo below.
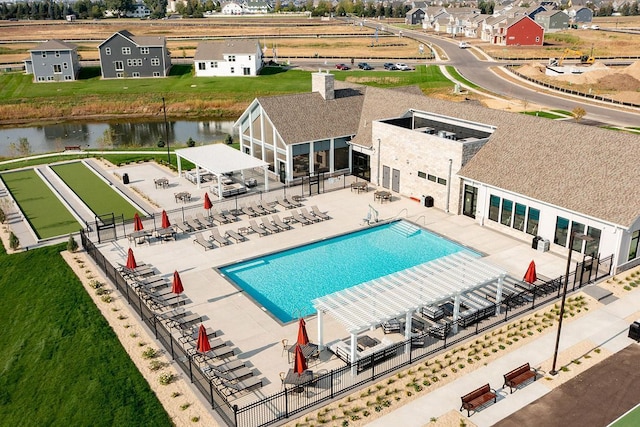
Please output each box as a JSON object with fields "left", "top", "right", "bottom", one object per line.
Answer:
{"left": 629, "top": 321, "right": 640, "bottom": 342}
{"left": 123, "top": 173, "right": 130, "bottom": 184}
{"left": 425, "top": 196, "right": 434, "bottom": 208}
{"left": 532, "top": 236, "right": 541, "bottom": 249}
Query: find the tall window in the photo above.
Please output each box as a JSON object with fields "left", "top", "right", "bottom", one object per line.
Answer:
{"left": 198, "top": 62, "right": 206, "bottom": 70}
{"left": 114, "top": 61, "right": 124, "bottom": 71}
{"left": 500, "top": 199, "right": 513, "bottom": 227}
{"left": 526, "top": 208, "right": 539, "bottom": 235}
{"left": 570, "top": 221, "right": 585, "bottom": 251}
{"left": 629, "top": 230, "right": 640, "bottom": 261}
{"left": 554, "top": 216, "right": 569, "bottom": 247}
{"left": 122, "top": 47, "right": 131, "bottom": 55}
{"left": 513, "top": 203, "right": 526, "bottom": 231}
{"left": 292, "top": 143, "right": 310, "bottom": 178}
{"left": 585, "top": 226, "right": 601, "bottom": 256}
{"left": 334, "top": 137, "right": 350, "bottom": 171}
{"left": 313, "top": 140, "right": 330, "bottom": 173}
{"left": 53, "top": 64, "right": 62, "bottom": 73}
{"left": 488, "top": 195, "right": 500, "bottom": 222}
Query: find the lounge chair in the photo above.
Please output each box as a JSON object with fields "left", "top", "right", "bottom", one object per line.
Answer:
{"left": 261, "top": 217, "right": 280, "bottom": 233}
{"left": 171, "top": 218, "right": 188, "bottom": 233}
{"left": 169, "top": 312, "right": 203, "bottom": 330}
{"left": 133, "top": 276, "right": 168, "bottom": 292}
{"left": 196, "top": 212, "right": 214, "bottom": 228}
{"left": 119, "top": 263, "right": 155, "bottom": 278}
{"left": 205, "top": 359, "right": 245, "bottom": 374}
{"left": 220, "top": 210, "right": 237, "bottom": 222}
{"left": 222, "top": 376, "right": 263, "bottom": 396}
{"left": 248, "top": 220, "right": 269, "bottom": 237}
{"left": 259, "top": 199, "right": 277, "bottom": 213}
{"left": 208, "top": 366, "right": 254, "bottom": 384}
{"left": 185, "top": 215, "right": 204, "bottom": 231}
{"left": 210, "top": 228, "right": 232, "bottom": 246}
{"left": 194, "top": 232, "right": 215, "bottom": 250}
{"left": 241, "top": 206, "right": 258, "bottom": 218}
{"left": 310, "top": 205, "right": 330, "bottom": 220}
{"left": 225, "top": 229, "right": 247, "bottom": 243}
{"left": 276, "top": 196, "right": 295, "bottom": 210}
{"left": 291, "top": 210, "right": 311, "bottom": 226}
{"left": 272, "top": 214, "right": 292, "bottom": 231}
{"left": 249, "top": 201, "right": 267, "bottom": 216}
{"left": 300, "top": 208, "right": 321, "bottom": 223}
{"left": 211, "top": 209, "right": 231, "bottom": 225}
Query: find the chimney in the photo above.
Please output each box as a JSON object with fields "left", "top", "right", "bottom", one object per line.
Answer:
{"left": 312, "top": 71, "right": 334, "bottom": 100}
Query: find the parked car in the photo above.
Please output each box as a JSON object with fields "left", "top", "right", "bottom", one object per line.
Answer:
{"left": 358, "top": 62, "right": 373, "bottom": 70}
{"left": 459, "top": 41, "right": 470, "bottom": 49}
{"left": 383, "top": 62, "right": 398, "bottom": 70}
{"left": 335, "top": 63, "right": 350, "bottom": 70}
{"left": 395, "top": 63, "right": 412, "bottom": 71}
{"left": 591, "top": 25, "right": 600, "bottom": 30}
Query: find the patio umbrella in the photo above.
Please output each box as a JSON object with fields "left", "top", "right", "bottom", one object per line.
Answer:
{"left": 172, "top": 270, "right": 184, "bottom": 296}
{"left": 196, "top": 324, "right": 211, "bottom": 353}
{"left": 297, "top": 318, "right": 309, "bottom": 346}
{"left": 523, "top": 260, "right": 537, "bottom": 284}
{"left": 293, "top": 344, "right": 308, "bottom": 376}
{"left": 133, "top": 213, "right": 143, "bottom": 231}
{"left": 161, "top": 210, "right": 170, "bottom": 229}
{"left": 203, "top": 192, "right": 212, "bottom": 213}
{"left": 126, "top": 248, "right": 137, "bottom": 269}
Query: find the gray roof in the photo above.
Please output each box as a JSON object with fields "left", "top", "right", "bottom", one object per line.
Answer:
{"left": 345, "top": 84, "right": 640, "bottom": 228}
{"left": 30, "top": 39, "right": 77, "bottom": 52}
{"left": 99, "top": 30, "right": 165, "bottom": 48}
{"left": 195, "top": 40, "right": 260, "bottom": 61}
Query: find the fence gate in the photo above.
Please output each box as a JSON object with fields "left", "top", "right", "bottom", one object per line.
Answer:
{"left": 95, "top": 213, "right": 122, "bottom": 243}
{"left": 304, "top": 172, "right": 324, "bottom": 196}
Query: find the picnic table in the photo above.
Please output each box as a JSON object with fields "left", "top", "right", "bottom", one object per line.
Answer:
{"left": 154, "top": 178, "right": 169, "bottom": 189}
{"left": 174, "top": 192, "right": 191, "bottom": 203}
{"left": 374, "top": 190, "right": 391, "bottom": 203}
{"left": 128, "top": 230, "right": 152, "bottom": 245}
{"left": 351, "top": 181, "right": 368, "bottom": 193}
{"left": 283, "top": 368, "right": 313, "bottom": 393}
{"left": 287, "top": 343, "right": 318, "bottom": 364}
{"left": 155, "top": 227, "right": 176, "bottom": 241}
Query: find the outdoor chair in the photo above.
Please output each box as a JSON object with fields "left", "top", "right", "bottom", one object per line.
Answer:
{"left": 211, "top": 209, "right": 232, "bottom": 225}
{"left": 299, "top": 208, "right": 320, "bottom": 223}
{"left": 291, "top": 210, "right": 311, "bottom": 226}
{"left": 222, "top": 377, "right": 263, "bottom": 397}
{"left": 276, "top": 196, "right": 295, "bottom": 210}
{"left": 204, "top": 359, "right": 245, "bottom": 375}
{"left": 272, "top": 214, "right": 292, "bottom": 231}
{"left": 207, "top": 366, "right": 254, "bottom": 384}
{"left": 194, "top": 232, "right": 215, "bottom": 250}
{"left": 261, "top": 217, "right": 280, "bottom": 233}
{"left": 248, "top": 220, "right": 269, "bottom": 237}
{"left": 196, "top": 212, "right": 214, "bottom": 228}
{"left": 281, "top": 339, "right": 291, "bottom": 357}
{"left": 259, "top": 199, "right": 277, "bottom": 213}
{"left": 310, "top": 205, "right": 330, "bottom": 220}
{"left": 225, "top": 229, "right": 247, "bottom": 243}
{"left": 241, "top": 206, "right": 258, "bottom": 218}
{"left": 210, "top": 228, "right": 232, "bottom": 246}
{"left": 185, "top": 215, "right": 204, "bottom": 231}
{"left": 171, "top": 218, "right": 188, "bottom": 234}
{"left": 249, "top": 201, "right": 267, "bottom": 216}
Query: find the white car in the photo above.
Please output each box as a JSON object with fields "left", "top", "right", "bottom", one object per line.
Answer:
{"left": 459, "top": 42, "right": 470, "bottom": 49}
{"left": 591, "top": 25, "right": 600, "bottom": 30}
{"left": 395, "top": 63, "right": 412, "bottom": 71}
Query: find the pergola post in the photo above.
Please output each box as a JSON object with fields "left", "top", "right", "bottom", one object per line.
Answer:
{"left": 404, "top": 311, "right": 412, "bottom": 354}
{"left": 263, "top": 166, "right": 269, "bottom": 192}
{"left": 217, "top": 175, "right": 223, "bottom": 201}
{"left": 177, "top": 155, "right": 182, "bottom": 177}
{"left": 317, "top": 310, "right": 324, "bottom": 350}
{"left": 196, "top": 168, "right": 201, "bottom": 189}
{"left": 350, "top": 333, "right": 357, "bottom": 376}
{"left": 495, "top": 274, "right": 505, "bottom": 315}
{"left": 452, "top": 293, "right": 461, "bottom": 334}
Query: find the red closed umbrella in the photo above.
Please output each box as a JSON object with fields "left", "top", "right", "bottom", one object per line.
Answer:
{"left": 297, "top": 318, "right": 309, "bottom": 346}
{"left": 126, "top": 248, "right": 137, "bottom": 269}
{"left": 196, "top": 324, "right": 211, "bottom": 353}
{"left": 203, "top": 192, "right": 212, "bottom": 211}
{"left": 293, "top": 344, "right": 308, "bottom": 376}
{"left": 172, "top": 270, "right": 184, "bottom": 295}
{"left": 133, "top": 213, "right": 144, "bottom": 231}
{"left": 161, "top": 210, "right": 170, "bottom": 228}
{"left": 524, "top": 260, "right": 537, "bottom": 284}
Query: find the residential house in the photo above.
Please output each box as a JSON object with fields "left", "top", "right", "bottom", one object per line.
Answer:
{"left": 24, "top": 39, "right": 80, "bottom": 82}
{"left": 567, "top": 6, "right": 593, "bottom": 23}
{"left": 194, "top": 39, "right": 262, "bottom": 77}
{"left": 481, "top": 15, "right": 508, "bottom": 43}
{"left": 245, "top": 0, "right": 271, "bottom": 13}
{"left": 406, "top": 7, "right": 425, "bottom": 25}
{"left": 222, "top": 1, "right": 244, "bottom": 14}
{"left": 236, "top": 72, "right": 640, "bottom": 273}
{"left": 525, "top": 4, "right": 550, "bottom": 20}
{"left": 504, "top": 15, "right": 544, "bottom": 46}
{"left": 98, "top": 30, "right": 171, "bottom": 79}
{"left": 534, "top": 10, "right": 569, "bottom": 32}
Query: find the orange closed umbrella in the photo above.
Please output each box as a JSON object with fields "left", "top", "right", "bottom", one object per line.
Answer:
{"left": 523, "top": 260, "right": 537, "bottom": 284}
{"left": 161, "top": 210, "right": 170, "bottom": 228}
{"left": 196, "top": 324, "right": 211, "bottom": 353}
{"left": 126, "top": 248, "right": 137, "bottom": 269}
{"left": 297, "top": 318, "right": 309, "bottom": 346}
{"left": 133, "top": 213, "right": 144, "bottom": 231}
{"left": 293, "top": 344, "right": 308, "bottom": 376}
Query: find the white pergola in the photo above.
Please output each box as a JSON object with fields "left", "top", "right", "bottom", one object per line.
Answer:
{"left": 175, "top": 145, "right": 269, "bottom": 199}
{"left": 312, "top": 252, "right": 507, "bottom": 373}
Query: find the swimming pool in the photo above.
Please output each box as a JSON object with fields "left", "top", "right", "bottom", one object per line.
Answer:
{"left": 219, "top": 221, "right": 478, "bottom": 323}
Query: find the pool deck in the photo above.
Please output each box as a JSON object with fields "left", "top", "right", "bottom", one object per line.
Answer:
{"left": 88, "top": 161, "right": 573, "bottom": 409}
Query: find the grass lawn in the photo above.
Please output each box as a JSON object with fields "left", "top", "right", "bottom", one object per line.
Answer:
{"left": 51, "top": 162, "right": 140, "bottom": 220}
{"left": 610, "top": 404, "right": 640, "bottom": 427}
{"left": 0, "top": 243, "right": 172, "bottom": 426}
{"left": 336, "top": 65, "right": 452, "bottom": 92}
{"left": 522, "top": 111, "right": 568, "bottom": 119}
{"left": 0, "top": 169, "right": 80, "bottom": 239}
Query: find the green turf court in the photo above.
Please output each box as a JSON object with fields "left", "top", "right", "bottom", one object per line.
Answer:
{"left": 0, "top": 169, "right": 81, "bottom": 239}
{"left": 609, "top": 403, "right": 640, "bottom": 427}
{"left": 51, "top": 162, "right": 141, "bottom": 221}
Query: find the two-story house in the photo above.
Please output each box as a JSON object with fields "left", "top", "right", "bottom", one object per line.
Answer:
{"left": 98, "top": 30, "right": 171, "bottom": 79}
{"left": 24, "top": 39, "right": 80, "bottom": 82}
{"left": 194, "top": 40, "right": 263, "bottom": 77}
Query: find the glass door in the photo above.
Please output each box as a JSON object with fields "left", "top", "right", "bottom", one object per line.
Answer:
{"left": 463, "top": 185, "right": 477, "bottom": 218}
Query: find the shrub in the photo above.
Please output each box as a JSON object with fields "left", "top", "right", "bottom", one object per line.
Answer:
{"left": 67, "top": 234, "right": 78, "bottom": 252}
{"left": 157, "top": 139, "right": 165, "bottom": 147}
{"left": 100, "top": 295, "right": 113, "bottom": 303}
{"left": 191, "top": 417, "right": 199, "bottom": 422}
{"left": 187, "top": 137, "right": 196, "bottom": 147}
{"left": 158, "top": 372, "right": 175, "bottom": 385}
{"left": 142, "top": 347, "right": 158, "bottom": 359}
{"left": 225, "top": 134, "right": 234, "bottom": 145}
{"left": 9, "top": 231, "right": 19, "bottom": 250}
{"left": 0, "top": 207, "right": 5, "bottom": 223}
{"left": 149, "top": 360, "right": 164, "bottom": 371}
{"left": 180, "top": 403, "right": 191, "bottom": 410}
{"left": 171, "top": 392, "right": 181, "bottom": 398}
{"left": 89, "top": 280, "right": 103, "bottom": 289}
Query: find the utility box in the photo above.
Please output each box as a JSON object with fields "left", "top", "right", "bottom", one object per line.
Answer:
{"left": 532, "top": 236, "right": 542, "bottom": 249}
{"left": 123, "top": 173, "right": 130, "bottom": 184}
{"left": 629, "top": 321, "right": 640, "bottom": 342}
{"left": 537, "top": 238, "right": 550, "bottom": 252}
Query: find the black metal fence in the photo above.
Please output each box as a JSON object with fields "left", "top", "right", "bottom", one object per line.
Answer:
{"left": 81, "top": 227, "right": 612, "bottom": 427}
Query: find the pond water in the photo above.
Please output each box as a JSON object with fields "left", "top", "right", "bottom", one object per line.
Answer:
{"left": 0, "top": 119, "right": 237, "bottom": 157}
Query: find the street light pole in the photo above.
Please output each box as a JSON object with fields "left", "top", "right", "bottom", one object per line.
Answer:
{"left": 162, "top": 97, "right": 170, "bottom": 164}
{"left": 549, "top": 232, "right": 593, "bottom": 375}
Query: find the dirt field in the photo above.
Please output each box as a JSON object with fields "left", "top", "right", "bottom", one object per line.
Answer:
{"left": 494, "top": 344, "right": 640, "bottom": 427}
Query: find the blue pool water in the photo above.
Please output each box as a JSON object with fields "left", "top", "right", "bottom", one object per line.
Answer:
{"left": 219, "top": 221, "right": 477, "bottom": 323}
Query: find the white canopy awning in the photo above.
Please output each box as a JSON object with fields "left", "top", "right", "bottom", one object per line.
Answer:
{"left": 175, "top": 144, "right": 268, "bottom": 175}
{"left": 312, "top": 251, "right": 507, "bottom": 335}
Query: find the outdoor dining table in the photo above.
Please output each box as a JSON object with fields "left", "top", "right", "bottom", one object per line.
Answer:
{"left": 154, "top": 178, "right": 169, "bottom": 189}
{"left": 283, "top": 368, "right": 313, "bottom": 393}
{"left": 351, "top": 181, "right": 368, "bottom": 193}
{"left": 374, "top": 190, "right": 391, "bottom": 203}
{"left": 174, "top": 192, "right": 191, "bottom": 203}
{"left": 287, "top": 343, "right": 318, "bottom": 364}
{"left": 155, "top": 227, "right": 176, "bottom": 242}
{"left": 128, "top": 230, "right": 152, "bottom": 245}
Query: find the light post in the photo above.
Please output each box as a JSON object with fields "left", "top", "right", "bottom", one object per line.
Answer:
{"left": 549, "top": 231, "right": 594, "bottom": 375}
{"left": 162, "top": 97, "right": 170, "bottom": 164}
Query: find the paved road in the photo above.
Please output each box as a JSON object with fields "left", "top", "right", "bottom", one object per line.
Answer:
{"left": 349, "top": 19, "right": 640, "bottom": 128}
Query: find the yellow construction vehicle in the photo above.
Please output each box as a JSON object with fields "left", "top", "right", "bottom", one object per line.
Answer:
{"left": 549, "top": 48, "right": 595, "bottom": 66}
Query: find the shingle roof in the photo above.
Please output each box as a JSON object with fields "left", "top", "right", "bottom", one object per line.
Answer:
{"left": 100, "top": 30, "right": 165, "bottom": 48}
{"left": 30, "top": 39, "right": 77, "bottom": 51}
{"left": 195, "top": 40, "right": 260, "bottom": 61}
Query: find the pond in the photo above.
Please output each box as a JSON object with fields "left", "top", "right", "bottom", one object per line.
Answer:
{"left": 0, "top": 119, "right": 237, "bottom": 157}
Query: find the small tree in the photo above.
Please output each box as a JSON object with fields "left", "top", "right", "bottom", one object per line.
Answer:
{"left": 157, "top": 139, "right": 165, "bottom": 148}
{"left": 225, "top": 134, "right": 234, "bottom": 145}
{"left": 0, "top": 207, "right": 5, "bottom": 224}
{"left": 9, "top": 231, "right": 19, "bottom": 250}
{"left": 67, "top": 234, "right": 79, "bottom": 252}
{"left": 572, "top": 107, "right": 586, "bottom": 123}
{"left": 186, "top": 137, "right": 196, "bottom": 147}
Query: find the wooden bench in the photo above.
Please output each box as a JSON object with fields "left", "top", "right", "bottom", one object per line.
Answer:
{"left": 503, "top": 363, "right": 537, "bottom": 394}
{"left": 64, "top": 145, "right": 81, "bottom": 151}
{"left": 460, "top": 383, "right": 497, "bottom": 416}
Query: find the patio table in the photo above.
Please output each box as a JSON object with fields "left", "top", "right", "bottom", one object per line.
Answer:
{"left": 283, "top": 368, "right": 313, "bottom": 393}
{"left": 287, "top": 343, "right": 318, "bottom": 364}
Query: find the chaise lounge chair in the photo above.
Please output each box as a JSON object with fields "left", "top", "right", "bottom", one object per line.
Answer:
{"left": 310, "top": 205, "right": 330, "bottom": 221}
{"left": 259, "top": 199, "right": 277, "bottom": 213}
{"left": 211, "top": 209, "right": 232, "bottom": 225}
{"left": 241, "top": 206, "right": 259, "bottom": 218}
{"left": 210, "top": 228, "right": 232, "bottom": 246}
{"left": 249, "top": 220, "right": 269, "bottom": 237}
{"left": 206, "top": 366, "right": 254, "bottom": 384}
{"left": 276, "top": 196, "right": 295, "bottom": 210}
{"left": 196, "top": 212, "right": 214, "bottom": 228}
{"left": 261, "top": 217, "right": 280, "bottom": 233}
{"left": 225, "top": 229, "right": 247, "bottom": 243}
{"left": 299, "top": 208, "right": 320, "bottom": 223}
{"left": 291, "top": 210, "right": 311, "bottom": 226}
{"left": 185, "top": 215, "right": 204, "bottom": 231}
{"left": 249, "top": 201, "right": 267, "bottom": 216}
{"left": 272, "top": 214, "right": 292, "bottom": 231}
{"left": 222, "top": 376, "right": 263, "bottom": 396}
{"left": 194, "top": 232, "right": 215, "bottom": 250}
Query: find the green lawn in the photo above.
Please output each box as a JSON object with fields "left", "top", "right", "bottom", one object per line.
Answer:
{"left": 522, "top": 111, "right": 567, "bottom": 119}
{"left": 51, "top": 162, "right": 141, "bottom": 220}
{"left": 0, "top": 169, "right": 81, "bottom": 239}
{"left": 333, "top": 65, "right": 452, "bottom": 91}
{"left": 0, "top": 243, "right": 172, "bottom": 426}
{"left": 611, "top": 404, "right": 640, "bottom": 427}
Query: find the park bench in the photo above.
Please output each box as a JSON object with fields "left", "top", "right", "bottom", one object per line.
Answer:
{"left": 460, "top": 383, "right": 497, "bottom": 416}
{"left": 503, "top": 362, "right": 537, "bottom": 394}
{"left": 64, "top": 145, "right": 81, "bottom": 151}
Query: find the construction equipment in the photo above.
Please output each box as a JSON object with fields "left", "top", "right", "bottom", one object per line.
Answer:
{"left": 549, "top": 48, "right": 595, "bottom": 66}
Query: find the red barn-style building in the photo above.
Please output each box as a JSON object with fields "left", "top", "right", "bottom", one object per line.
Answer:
{"left": 505, "top": 16, "right": 544, "bottom": 46}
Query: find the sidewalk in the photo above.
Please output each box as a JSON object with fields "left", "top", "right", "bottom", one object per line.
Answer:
{"left": 368, "top": 286, "right": 640, "bottom": 427}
